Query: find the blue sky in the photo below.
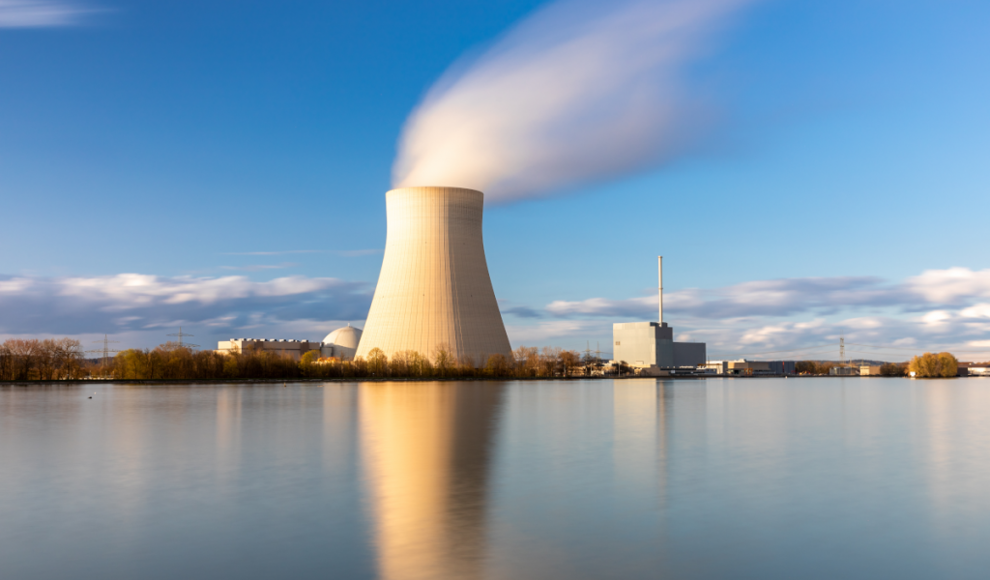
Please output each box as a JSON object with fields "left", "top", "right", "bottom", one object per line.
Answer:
{"left": 1, "top": 0, "right": 989, "bottom": 361}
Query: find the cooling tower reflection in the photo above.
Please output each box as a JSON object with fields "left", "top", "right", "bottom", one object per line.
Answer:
{"left": 359, "top": 382, "right": 506, "bottom": 580}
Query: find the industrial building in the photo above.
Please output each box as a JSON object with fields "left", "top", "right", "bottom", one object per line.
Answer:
{"left": 322, "top": 325, "right": 362, "bottom": 360}
{"left": 612, "top": 322, "right": 706, "bottom": 368}
{"left": 703, "top": 360, "right": 796, "bottom": 375}
{"left": 860, "top": 364, "right": 883, "bottom": 376}
{"left": 612, "top": 257, "right": 707, "bottom": 373}
{"left": 356, "top": 186, "right": 513, "bottom": 366}
{"left": 216, "top": 325, "right": 363, "bottom": 361}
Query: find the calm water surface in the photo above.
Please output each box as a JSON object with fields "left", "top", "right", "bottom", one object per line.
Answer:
{"left": 3, "top": 378, "right": 990, "bottom": 579}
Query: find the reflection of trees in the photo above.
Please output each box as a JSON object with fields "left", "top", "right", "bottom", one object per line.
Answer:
{"left": 360, "top": 382, "right": 505, "bottom": 580}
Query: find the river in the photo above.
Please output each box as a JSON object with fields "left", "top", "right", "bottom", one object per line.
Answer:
{"left": 2, "top": 378, "right": 989, "bottom": 579}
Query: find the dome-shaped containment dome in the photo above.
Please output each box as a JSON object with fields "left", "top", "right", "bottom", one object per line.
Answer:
{"left": 321, "top": 325, "right": 362, "bottom": 360}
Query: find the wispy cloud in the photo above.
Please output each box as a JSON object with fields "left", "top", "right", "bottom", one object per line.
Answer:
{"left": 531, "top": 267, "right": 990, "bottom": 358}
{"left": 506, "top": 320, "right": 610, "bottom": 346}
{"left": 545, "top": 268, "right": 990, "bottom": 321}
{"left": 4, "top": 267, "right": 990, "bottom": 360}
{"left": 335, "top": 249, "right": 384, "bottom": 257}
{"left": 546, "top": 275, "right": 908, "bottom": 319}
{"left": 220, "top": 249, "right": 383, "bottom": 257}
{"left": 220, "top": 262, "right": 298, "bottom": 272}
{"left": 0, "top": 0, "right": 95, "bottom": 27}
{"left": 501, "top": 305, "right": 543, "bottom": 319}
{"left": 0, "top": 273, "right": 372, "bottom": 337}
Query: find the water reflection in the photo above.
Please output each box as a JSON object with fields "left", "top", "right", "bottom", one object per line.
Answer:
{"left": 359, "top": 382, "right": 505, "bottom": 580}
{"left": 6, "top": 379, "right": 990, "bottom": 580}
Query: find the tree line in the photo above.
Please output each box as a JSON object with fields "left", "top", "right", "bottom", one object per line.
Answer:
{"left": 3, "top": 336, "right": 964, "bottom": 381}
{"left": 0, "top": 339, "right": 618, "bottom": 381}
{"left": 795, "top": 353, "right": 962, "bottom": 378}
{"left": 109, "top": 343, "right": 610, "bottom": 380}
{"left": 0, "top": 338, "right": 88, "bottom": 381}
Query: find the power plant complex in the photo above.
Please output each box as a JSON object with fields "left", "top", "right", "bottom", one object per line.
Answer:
{"left": 355, "top": 186, "right": 513, "bottom": 365}
{"left": 215, "top": 189, "right": 710, "bottom": 374}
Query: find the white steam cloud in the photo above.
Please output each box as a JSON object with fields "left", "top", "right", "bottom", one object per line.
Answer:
{"left": 393, "top": 0, "right": 751, "bottom": 203}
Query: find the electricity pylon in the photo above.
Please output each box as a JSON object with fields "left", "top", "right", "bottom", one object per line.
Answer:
{"left": 167, "top": 327, "right": 199, "bottom": 349}
{"left": 86, "top": 335, "right": 120, "bottom": 367}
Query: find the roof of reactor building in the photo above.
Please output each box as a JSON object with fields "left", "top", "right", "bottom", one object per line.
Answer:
{"left": 323, "top": 325, "right": 362, "bottom": 349}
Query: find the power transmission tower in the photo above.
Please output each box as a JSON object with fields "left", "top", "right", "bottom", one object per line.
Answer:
{"left": 167, "top": 327, "right": 199, "bottom": 349}
{"left": 86, "top": 335, "right": 120, "bottom": 368}
{"left": 839, "top": 334, "right": 845, "bottom": 368}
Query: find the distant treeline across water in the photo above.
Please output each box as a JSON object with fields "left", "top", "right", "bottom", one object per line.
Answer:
{"left": 0, "top": 338, "right": 965, "bottom": 381}
{"left": 1, "top": 339, "right": 618, "bottom": 381}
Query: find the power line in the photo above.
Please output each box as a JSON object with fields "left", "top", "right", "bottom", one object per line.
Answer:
{"left": 846, "top": 342, "right": 990, "bottom": 354}
{"left": 713, "top": 344, "right": 834, "bottom": 356}
{"left": 708, "top": 347, "right": 838, "bottom": 359}
{"left": 85, "top": 334, "right": 120, "bottom": 367}
{"left": 711, "top": 340, "right": 990, "bottom": 360}
{"left": 166, "top": 327, "right": 199, "bottom": 349}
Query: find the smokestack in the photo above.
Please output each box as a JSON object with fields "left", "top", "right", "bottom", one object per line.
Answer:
{"left": 658, "top": 255, "right": 663, "bottom": 326}
{"left": 356, "top": 186, "right": 513, "bottom": 365}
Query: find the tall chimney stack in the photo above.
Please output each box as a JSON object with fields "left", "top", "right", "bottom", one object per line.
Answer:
{"left": 658, "top": 255, "right": 664, "bottom": 326}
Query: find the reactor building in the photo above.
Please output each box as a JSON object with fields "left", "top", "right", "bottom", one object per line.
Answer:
{"left": 354, "top": 186, "right": 513, "bottom": 365}
{"left": 613, "top": 257, "right": 707, "bottom": 371}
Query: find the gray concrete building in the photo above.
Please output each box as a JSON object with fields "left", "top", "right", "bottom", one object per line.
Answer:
{"left": 612, "top": 322, "right": 707, "bottom": 369}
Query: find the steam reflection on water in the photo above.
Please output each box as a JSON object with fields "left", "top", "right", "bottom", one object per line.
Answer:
{"left": 2, "top": 378, "right": 990, "bottom": 579}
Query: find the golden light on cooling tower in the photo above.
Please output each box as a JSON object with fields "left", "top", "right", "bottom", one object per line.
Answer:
{"left": 355, "top": 186, "right": 512, "bottom": 365}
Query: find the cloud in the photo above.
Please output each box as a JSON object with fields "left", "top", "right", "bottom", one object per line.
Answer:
{"left": 394, "top": 0, "right": 753, "bottom": 203}
{"left": 506, "top": 320, "right": 610, "bottom": 346}
{"left": 0, "top": 273, "right": 373, "bottom": 337}
{"left": 335, "top": 249, "right": 384, "bottom": 257}
{"left": 220, "top": 263, "right": 298, "bottom": 272}
{"left": 5, "top": 267, "right": 990, "bottom": 359}
{"left": 905, "top": 267, "right": 990, "bottom": 305}
{"left": 220, "top": 249, "right": 383, "bottom": 257}
{"left": 528, "top": 267, "right": 990, "bottom": 358}
{"left": 501, "top": 305, "right": 543, "bottom": 319}
{"left": 546, "top": 275, "right": 912, "bottom": 319}
{"left": 0, "top": 0, "right": 94, "bottom": 27}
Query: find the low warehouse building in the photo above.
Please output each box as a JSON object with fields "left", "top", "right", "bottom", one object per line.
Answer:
{"left": 702, "top": 360, "right": 796, "bottom": 375}
{"left": 216, "top": 338, "right": 322, "bottom": 361}
{"left": 216, "top": 325, "right": 363, "bottom": 361}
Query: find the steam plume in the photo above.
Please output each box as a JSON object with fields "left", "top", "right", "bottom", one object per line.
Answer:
{"left": 393, "top": 0, "right": 750, "bottom": 203}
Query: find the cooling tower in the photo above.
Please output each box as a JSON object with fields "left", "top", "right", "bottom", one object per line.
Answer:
{"left": 355, "top": 186, "right": 513, "bottom": 366}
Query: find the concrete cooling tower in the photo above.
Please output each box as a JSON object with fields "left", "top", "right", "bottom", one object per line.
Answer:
{"left": 355, "top": 186, "right": 513, "bottom": 365}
